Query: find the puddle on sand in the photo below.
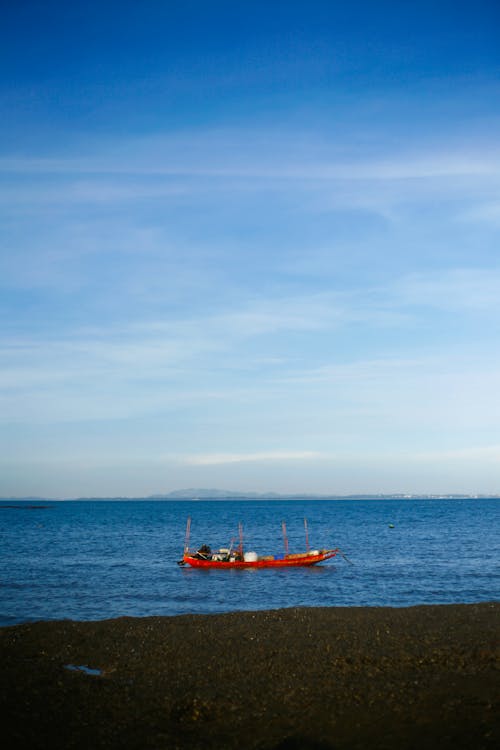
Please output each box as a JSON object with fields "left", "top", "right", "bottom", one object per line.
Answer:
{"left": 64, "top": 664, "right": 102, "bottom": 676}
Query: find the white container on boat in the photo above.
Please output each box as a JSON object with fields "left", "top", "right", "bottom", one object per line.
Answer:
{"left": 243, "top": 551, "right": 258, "bottom": 562}
{"left": 308, "top": 550, "right": 320, "bottom": 556}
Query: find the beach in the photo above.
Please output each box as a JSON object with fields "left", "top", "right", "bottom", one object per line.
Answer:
{"left": 1, "top": 603, "right": 498, "bottom": 749}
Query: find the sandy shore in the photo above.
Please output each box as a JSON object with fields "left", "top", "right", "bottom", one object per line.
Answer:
{"left": 1, "top": 603, "right": 498, "bottom": 749}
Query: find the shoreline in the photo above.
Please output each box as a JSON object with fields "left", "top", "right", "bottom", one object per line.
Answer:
{"left": 1, "top": 603, "right": 498, "bottom": 749}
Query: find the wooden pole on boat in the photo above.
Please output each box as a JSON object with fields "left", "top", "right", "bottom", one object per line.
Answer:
{"left": 238, "top": 521, "right": 244, "bottom": 557}
{"left": 304, "top": 517, "right": 310, "bottom": 552}
{"left": 184, "top": 517, "right": 191, "bottom": 555}
{"left": 282, "top": 520, "right": 289, "bottom": 556}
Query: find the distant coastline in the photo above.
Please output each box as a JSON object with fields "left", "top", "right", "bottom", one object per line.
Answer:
{"left": 1, "top": 489, "right": 499, "bottom": 502}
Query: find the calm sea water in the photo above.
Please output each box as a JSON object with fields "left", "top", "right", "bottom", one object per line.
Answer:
{"left": 0, "top": 498, "right": 498, "bottom": 626}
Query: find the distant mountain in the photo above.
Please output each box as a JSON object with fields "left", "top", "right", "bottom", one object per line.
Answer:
{"left": 150, "top": 488, "right": 284, "bottom": 499}
{"left": 1, "top": 491, "right": 497, "bottom": 502}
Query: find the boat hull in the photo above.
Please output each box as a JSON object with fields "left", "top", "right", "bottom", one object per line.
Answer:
{"left": 182, "top": 549, "right": 339, "bottom": 568}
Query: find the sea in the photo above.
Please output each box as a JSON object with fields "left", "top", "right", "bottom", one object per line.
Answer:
{"left": 0, "top": 498, "right": 499, "bottom": 627}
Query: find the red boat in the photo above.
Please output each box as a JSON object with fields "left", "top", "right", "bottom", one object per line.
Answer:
{"left": 177, "top": 518, "right": 342, "bottom": 568}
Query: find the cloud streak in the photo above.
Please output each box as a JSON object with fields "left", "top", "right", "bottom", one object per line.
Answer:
{"left": 182, "top": 450, "right": 322, "bottom": 466}
{"left": 2, "top": 134, "right": 500, "bottom": 181}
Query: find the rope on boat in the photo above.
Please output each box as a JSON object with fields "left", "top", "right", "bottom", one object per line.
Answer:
{"left": 339, "top": 550, "right": 354, "bottom": 565}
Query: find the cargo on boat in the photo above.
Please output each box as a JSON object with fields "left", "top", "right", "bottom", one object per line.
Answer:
{"left": 177, "top": 517, "right": 342, "bottom": 568}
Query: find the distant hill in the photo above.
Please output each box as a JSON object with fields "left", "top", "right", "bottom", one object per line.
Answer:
{"left": 150, "top": 488, "right": 284, "bottom": 499}
{"left": 1, "top": 491, "right": 497, "bottom": 502}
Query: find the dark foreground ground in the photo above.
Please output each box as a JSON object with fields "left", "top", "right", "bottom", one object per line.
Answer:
{"left": 1, "top": 604, "right": 498, "bottom": 750}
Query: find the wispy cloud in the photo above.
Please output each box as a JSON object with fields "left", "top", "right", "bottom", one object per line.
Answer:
{"left": 392, "top": 268, "right": 500, "bottom": 311}
{"left": 0, "top": 180, "right": 187, "bottom": 206}
{"left": 463, "top": 201, "right": 500, "bottom": 225}
{"left": 2, "top": 124, "right": 500, "bottom": 179}
{"left": 411, "top": 445, "right": 500, "bottom": 463}
{"left": 3, "top": 265, "right": 500, "bottom": 397}
{"left": 181, "top": 450, "right": 322, "bottom": 465}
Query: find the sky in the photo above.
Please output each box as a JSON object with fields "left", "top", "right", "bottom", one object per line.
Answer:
{"left": 1, "top": 0, "right": 500, "bottom": 498}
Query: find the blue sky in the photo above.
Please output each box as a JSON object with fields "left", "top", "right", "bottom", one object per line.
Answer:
{"left": 1, "top": 0, "right": 500, "bottom": 497}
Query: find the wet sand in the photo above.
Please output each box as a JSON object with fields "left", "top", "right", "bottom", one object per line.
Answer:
{"left": 1, "top": 603, "right": 498, "bottom": 749}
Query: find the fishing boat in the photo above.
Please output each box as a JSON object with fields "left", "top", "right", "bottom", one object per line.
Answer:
{"left": 177, "top": 518, "right": 343, "bottom": 568}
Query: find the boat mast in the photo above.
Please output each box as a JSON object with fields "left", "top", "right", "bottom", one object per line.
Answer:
{"left": 304, "top": 517, "right": 310, "bottom": 552}
{"left": 282, "top": 520, "right": 289, "bottom": 556}
{"left": 238, "top": 521, "right": 244, "bottom": 557}
{"left": 184, "top": 517, "right": 191, "bottom": 555}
